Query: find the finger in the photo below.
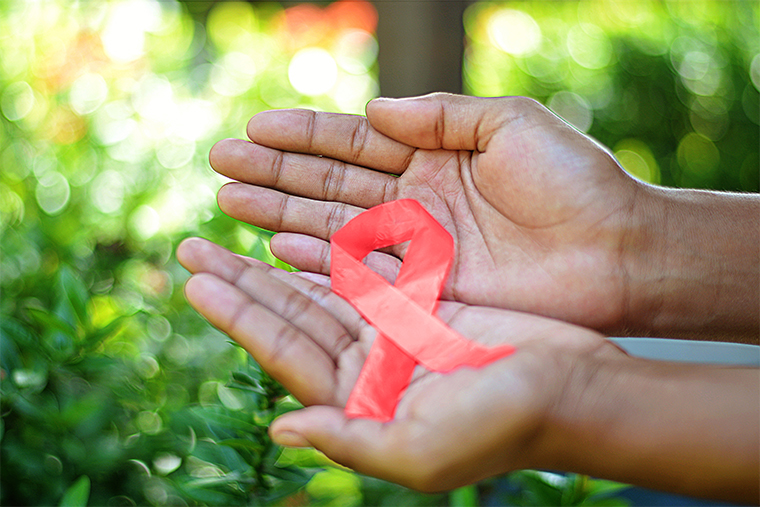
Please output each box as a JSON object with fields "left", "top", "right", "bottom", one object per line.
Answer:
{"left": 217, "top": 183, "right": 365, "bottom": 240}
{"left": 294, "top": 271, "right": 331, "bottom": 286}
{"left": 184, "top": 273, "right": 338, "bottom": 406}
{"left": 178, "top": 237, "right": 356, "bottom": 364}
{"left": 231, "top": 249, "right": 368, "bottom": 340}
{"left": 269, "top": 406, "right": 431, "bottom": 488}
{"left": 366, "top": 93, "right": 543, "bottom": 152}
{"left": 270, "top": 233, "right": 402, "bottom": 284}
{"left": 216, "top": 184, "right": 409, "bottom": 259}
{"left": 246, "top": 108, "right": 416, "bottom": 175}
{"left": 209, "top": 138, "right": 399, "bottom": 209}
{"left": 178, "top": 236, "right": 270, "bottom": 273}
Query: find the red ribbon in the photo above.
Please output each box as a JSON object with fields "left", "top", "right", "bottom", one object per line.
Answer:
{"left": 330, "top": 199, "right": 516, "bottom": 421}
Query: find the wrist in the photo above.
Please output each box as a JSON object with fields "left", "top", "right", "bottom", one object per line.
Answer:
{"left": 620, "top": 185, "right": 759, "bottom": 343}
{"left": 535, "top": 342, "right": 760, "bottom": 504}
{"left": 529, "top": 338, "right": 624, "bottom": 473}
{"left": 521, "top": 334, "right": 624, "bottom": 472}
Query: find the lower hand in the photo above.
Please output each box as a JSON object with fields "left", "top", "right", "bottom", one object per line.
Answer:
{"left": 178, "top": 237, "right": 759, "bottom": 503}
{"left": 176, "top": 237, "right": 612, "bottom": 491}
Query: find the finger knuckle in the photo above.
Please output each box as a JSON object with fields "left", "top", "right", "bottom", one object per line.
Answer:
{"left": 305, "top": 281, "right": 332, "bottom": 305}
{"left": 268, "top": 323, "right": 300, "bottom": 367}
{"left": 324, "top": 203, "right": 347, "bottom": 238}
{"left": 305, "top": 110, "right": 318, "bottom": 151}
{"left": 510, "top": 95, "right": 544, "bottom": 114}
{"left": 271, "top": 151, "right": 285, "bottom": 187}
{"left": 348, "top": 118, "right": 370, "bottom": 162}
{"left": 318, "top": 243, "right": 331, "bottom": 274}
{"left": 281, "top": 288, "right": 313, "bottom": 323}
{"left": 275, "top": 194, "right": 290, "bottom": 231}
{"left": 323, "top": 160, "right": 347, "bottom": 201}
{"left": 226, "top": 299, "right": 250, "bottom": 337}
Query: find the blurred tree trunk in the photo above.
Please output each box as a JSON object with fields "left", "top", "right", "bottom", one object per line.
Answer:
{"left": 373, "top": 1, "right": 471, "bottom": 98}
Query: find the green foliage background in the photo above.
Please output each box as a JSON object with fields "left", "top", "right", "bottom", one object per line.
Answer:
{"left": 1, "top": 0, "right": 757, "bottom": 506}
{"left": 466, "top": 0, "right": 758, "bottom": 192}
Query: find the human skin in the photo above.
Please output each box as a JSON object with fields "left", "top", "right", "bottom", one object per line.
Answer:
{"left": 208, "top": 94, "right": 759, "bottom": 343}
{"left": 177, "top": 237, "right": 760, "bottom": 504}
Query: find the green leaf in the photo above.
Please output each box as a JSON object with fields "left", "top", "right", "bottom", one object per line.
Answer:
{"left": 263, "top": 463, "right": 313, "bottom": 484}
{"left": 449, "top": 485, "right": 478, "bottom": 507}
{"left": 561, "top": 473, "right": 587, "bottom": 505}
{"left": 59, "top": 475, "right": 90, "bottom": 507}
{"left": 274, "top": 395, "right": 303, "bottom": 418}
{"left": 26, "top": 307, "right": 76, "bottom": 337}
{"left": 183, "top": 471, "right": 243, "bottom": 488}
{"left": 217, "top": 438, "right": 265, "bottom": 454}
{"left": 175, "top": 477, "right": 243, "bottom": 504}
{"left": 57, "top": 266, "right": 89, "bottom": 328}
{"left": 0, "top": 317, "right": 35, "bottom": 347}
{"left": 0, "top": 324, "right": 22, "bottom": 372}
{"left": 84, "top": 315, "right": 129, "bottom": 348}
{"left": 585, "top": 479, "right": 631, "bottom": 497}
{"left": 262, "top": 477, "right": 309, "bottom": 503}
{"left": 510, "top": 470, "right": 564, "bottom": 506}
{"left": 192, "top": 407, "right": 260, "bottom": 434}
{"left": 230, "top": 371, "right": 265, "bottom": 390}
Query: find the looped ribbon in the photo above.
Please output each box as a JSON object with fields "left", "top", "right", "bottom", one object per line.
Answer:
{"left": 330, "top": 199, "right": 516, "bottom": 422}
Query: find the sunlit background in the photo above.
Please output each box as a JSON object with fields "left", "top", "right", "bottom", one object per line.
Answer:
{"left": 466, "top": 0, "right": 758, "bottom": 190}
{"left": 1, "top": 0, "right": 758, "bottom": 506}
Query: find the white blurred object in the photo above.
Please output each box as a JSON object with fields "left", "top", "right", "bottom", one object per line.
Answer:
{"left": 609, "top": 338, "right": 760, "bottom": 367}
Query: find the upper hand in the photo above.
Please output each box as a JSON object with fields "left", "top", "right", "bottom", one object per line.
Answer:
{"left": 209, "top": 93, "right": 648, "bottom": 333}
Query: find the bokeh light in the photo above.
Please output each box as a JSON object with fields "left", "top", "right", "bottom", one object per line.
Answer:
{"left": 614, "top": 138, "right": 661, "bottom": 184}
{"left": 1, "top": 81, "right": 35, "bottom": 122}
{"left": 289, "top": 47, "right": 339, "bottom": 96}
{"left": 488, "top": 9, "right": 542, "bottom": 56}
{"left": 548, "top": 91, "right": 593, "bottom": 133}
{"left": 465, "top": 0, "right": 758, "bottom": 191}
{"left": 0, "top": 2, "right": 379, "bottom": 503}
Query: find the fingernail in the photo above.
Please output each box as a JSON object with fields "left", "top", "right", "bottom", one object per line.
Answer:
{"left": 272, "top": 430, "right": 311, "bottom": 448}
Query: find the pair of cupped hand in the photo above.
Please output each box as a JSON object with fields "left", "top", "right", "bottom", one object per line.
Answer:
{"left": 177, "top": 93, "right": 670, "bottom": 491}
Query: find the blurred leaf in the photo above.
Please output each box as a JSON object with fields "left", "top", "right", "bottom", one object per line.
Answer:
{"left": 229, "top": 371, "right": 266, "bottom": 395}
{"left": 585, "top": 479, "right": 631, "bottom": 498}
{"left": 58, "top": 391, "right": 107, "bottom": 428}
{"left": 230, "top": 371, "right": 262, "bottom": 387}
{"left": 579, "top": 497, "right": 631, "bottom": 507}
{"left": 192, "top": 406, "right": 260, "bottom": 434}
{"left": 0, "top": 317, "right": 35, "bottom": 347}
{"left": 43, "top": 330, "right": 75, "bottom": 362}
{"left": 0, "top": 323, "right": 23, "bottom": 373}
{"left": 561, "top": 473, "right": 586, "bottom": 505}
{"left": 176, "top": 478, "right": 243, "bottom": 505}
{"left": 449, "top": 485, "right": 478, "bottom": 506}
{"left": 263, "top": 463, "right": 313, "bottom": 484}
{"left": 84, "top": 314, "right": 130, "bottom": 349}
{"left": 262, "top": 478, "right": 309, "bottom": 504}
{"left": 510, "top": 470, "right": 564, "bottom": 506}
{"left": 57, "top": 266, "right": 89, "bottom": 329}
{"left": 183, "top": 471, "right": 244, "bottom": 488}
{"left": 59, "top": 475, "right": 90, "bottom": 507}
{"left": 191, "top": 437, "right": 252, "bottom": 473}
{"left": 25, "top": 308, "right": 76, "bottom": 338}
{"left": 218, "top": 438, "right": 265, "bottom": 454}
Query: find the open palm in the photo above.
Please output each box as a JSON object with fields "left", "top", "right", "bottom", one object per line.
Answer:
{"left": 177, "top": 237, "right": 611, "bottom": 491}
{"left": 210, "top": 94, "right": 646, "bottom": 331}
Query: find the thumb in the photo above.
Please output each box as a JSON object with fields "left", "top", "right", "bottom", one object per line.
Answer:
{"left": 365, "top": 93, "right": 540, "bottom": 152}
{"left": 269, "top": 406, "right": 413, "bottom": 482}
